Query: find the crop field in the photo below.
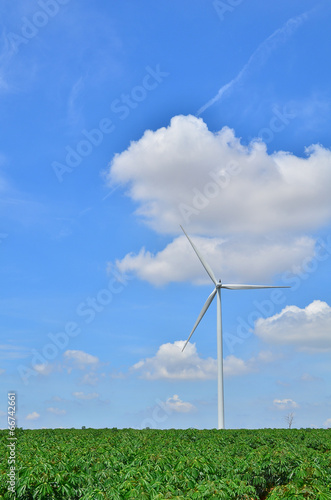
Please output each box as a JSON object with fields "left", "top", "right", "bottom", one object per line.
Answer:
{"left": 0, "top": 428, "right": 330, "bottom": 499}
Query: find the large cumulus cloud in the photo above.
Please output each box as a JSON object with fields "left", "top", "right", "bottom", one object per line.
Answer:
{"left": 107, "top": 115, "right": 330, "bottom": 285}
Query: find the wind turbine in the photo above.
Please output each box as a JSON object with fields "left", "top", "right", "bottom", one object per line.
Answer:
{"left": 180, "top": 226, "right": 289, "bottom": 430}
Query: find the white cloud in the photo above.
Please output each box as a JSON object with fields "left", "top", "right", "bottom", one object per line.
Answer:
{"left": 63, "top": 350, "right": 100, "bottom": 369}
{"left": 301, "top": 373, "right": 320, "bottom": 382}
{"left": 80, "top": 372, "right": 99, "bottom": 386}
{"left": 223, "top": 355, "right": 251, "bottom": 377}
{"left": 163, "top": 395, "right": 196, "bottom": 413}
{"left": 114, "top": 233, "right": 314, "bottom": 286}
{"left": 108, "top": 115, "right": 330, "bottom": 285}
{"left": 47, "top": 407, "right": 66, "bottom": 416}
{"left": 108, "top": 115, "right": 331, "bottom": 236}
{"left": 273, "top": 399, "right": 299, "bottom": 410}
{"left": 132, "top": 341, "right": 217, "bottom": 380}
{"left": 132, "top": 341, "right": 274, "bottom": 380}
{"left": 33, "top": 363, "right": 54, "bottom": 376}
{"left": 255, "top": 300, "right": 331, "bottom": 352}
{"left": 224, "top": 351, "right": 275, "bottom": 376}
{"left": 72, "top": 392, "right": 99, "bottom": 400}
{"left": 25, "top": 411, "right": 40, "bottom": 421}
{"left": 324, "top": 418, "right": 331, "bottom": 428}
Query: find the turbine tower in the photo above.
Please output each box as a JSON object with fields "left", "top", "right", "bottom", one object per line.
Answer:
{"left": 180, "top": 226, "right": 289, "bottom": 430}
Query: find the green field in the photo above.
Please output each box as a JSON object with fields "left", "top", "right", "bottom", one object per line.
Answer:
{"left": 1, "top": 428, "right": 330, "bottom": 499}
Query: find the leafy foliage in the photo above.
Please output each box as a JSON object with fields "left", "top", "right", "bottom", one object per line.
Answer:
{"left": 0, "top": 428, "right": 330, "bottom": 499}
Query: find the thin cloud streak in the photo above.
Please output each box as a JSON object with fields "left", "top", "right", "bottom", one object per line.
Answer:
{"left": 197, "top": 10, "right": 311, "bottom": 115}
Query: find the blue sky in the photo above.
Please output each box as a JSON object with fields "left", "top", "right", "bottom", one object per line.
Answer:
{"left": 1, "top": 0, "right": 331, "bottom": 430}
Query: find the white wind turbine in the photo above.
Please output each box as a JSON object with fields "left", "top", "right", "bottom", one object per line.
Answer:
{"left": 180, "top": 226, "right": 289, "bottom": 430}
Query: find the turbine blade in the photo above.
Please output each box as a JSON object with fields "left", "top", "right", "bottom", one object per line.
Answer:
{"left": 180, "top": 225, "right": 218, "bottom": 285}
{"left": 182, "top": 288, "right": 217, "bottom": 351}
{"left": 221, "top": 284, "right": 291, "bottom": 290}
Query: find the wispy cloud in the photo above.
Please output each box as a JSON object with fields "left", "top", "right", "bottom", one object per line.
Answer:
{"left": 47, "top": 407, "right": 66, "bottom": 415}
{"left": 0, "top": 343, "right": 29, "bottom": 360}
{"left": 79, "top": 372, "right": 100, "bottom": 386}
{"left": 0, "top": 29, "right": 16, "bottom": 92}
{"left": 67, "top": 76, "right": 85, "bottom": 127}
{"left": 72, "top": 391, "right": 99, "bottom": 400}
{"left": 25, "top": 411, "right": 40, "bottom": 421}
{"left": 197, "top": 11, "right": 311, "bottom": 115}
